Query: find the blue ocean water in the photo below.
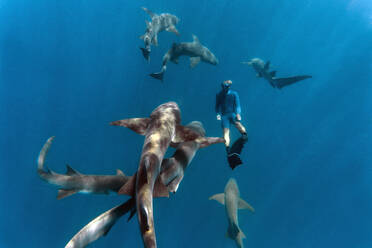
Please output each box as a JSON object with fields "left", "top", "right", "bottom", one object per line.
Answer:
{"left": 1, "top": 0, "right": 371, "bottom": 247}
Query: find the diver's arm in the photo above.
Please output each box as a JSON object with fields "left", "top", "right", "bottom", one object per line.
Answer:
{"left": 215, "top": 93, "right": 222, "bottom": 120}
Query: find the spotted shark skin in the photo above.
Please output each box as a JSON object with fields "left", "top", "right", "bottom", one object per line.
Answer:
{"left": 37, "top": 136, "right": 129, "bottom": 200}
{"left": 242, "top": 58, "right": 312, "bottom": 89}
{"left": 140, "top": 7, "right": 180, "bottom": 61}
{"left": 111, "top": 102, "right": 212, "bottom": 248}
{"left": 209, "top": 178, "right": 255, "bottom": 248}
{"left": 150, "top": 35, "right": 219, "bottom": 81}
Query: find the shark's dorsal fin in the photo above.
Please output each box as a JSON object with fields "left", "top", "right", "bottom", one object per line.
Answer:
{"left": 110, "top": 117, "right": 150, "bottom": 135}
{"left": 57, "top": 189, "right": 78, "bottom": 200}
{"left": 118, "top": 174, "right": 136, "bottom": 196}
{"left": 238, "top": 198, "right": 255, "bottom": 212}
{"left": 116, "top": 169, "right": 126, "bottom": 177}
{"left": 209, "top": 193, "right": 225, "bottom": 205}
{"left": 142, "top": 7, "right": 156, "bottom": 18}
{"left": 192, "top": 34, "right": 200, "bottom": 44}
{"left": 264, "top": 61, "right": 270, "bottom": 70}
{"left": 190, "top": 57, "right": 201, "bottom": 68}
{"left": 66, "top": 165, "right": 81, "bottom": 176}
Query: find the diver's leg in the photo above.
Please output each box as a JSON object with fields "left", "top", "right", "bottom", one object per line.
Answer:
{"left": 223, "top": 128, "right": 230, "bottom": 148}
{"left": 235, "top": 121, "right": 247, "bottom": 140}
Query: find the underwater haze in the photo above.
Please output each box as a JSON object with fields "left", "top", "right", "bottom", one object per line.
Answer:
{"left": 1, "top": 0, "right": 372, "bottom": 247}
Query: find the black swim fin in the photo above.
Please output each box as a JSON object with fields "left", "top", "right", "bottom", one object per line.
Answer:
{"left": 274, "top": 75, "right": 312, "bottom": 89}
{"left": 227, "top": 135, "right": 248, "bottom": 170}
{"left": 228, "top": 153, "right": 243, "bottom": 169}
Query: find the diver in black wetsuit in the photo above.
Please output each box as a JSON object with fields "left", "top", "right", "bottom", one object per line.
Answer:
{"left": 215, "top": 80, "right": 248, "bottom": 169}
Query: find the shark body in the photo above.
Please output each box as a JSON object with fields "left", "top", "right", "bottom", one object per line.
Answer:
{"left": 210, "top": 178, "right": 254, "bottom": 248}
{"left": 37, "top": 137, "right": 129, "bottom": 200}
{"left": 140, "top": 7, "right": 180, "bottom": 61}
{"left": 242, "top": 58, "right": 312, "bottom": 89}
{"left": 150, "top": 35, "right": 218, "bottom": 81}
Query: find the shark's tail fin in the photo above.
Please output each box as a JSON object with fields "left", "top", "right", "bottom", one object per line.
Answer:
{"left": 37, "top": 136, "right": 54, "bottom": 173}
{"left": 149, "top": 66, "right": 166, "bottom": 82}
{"left": 140, "top": 47, "right": 150, "bottom": 61}
{"left": 274, "top": 75, "right": 312, "bottom": 89}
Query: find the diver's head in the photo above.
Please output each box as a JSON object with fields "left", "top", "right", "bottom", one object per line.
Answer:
{"left": 221, "top": 80, "right": 232, "bottom": 91}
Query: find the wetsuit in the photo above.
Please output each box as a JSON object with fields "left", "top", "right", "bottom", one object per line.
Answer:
{"left": 215, "top": 89, "right": 241, "bottom": 128}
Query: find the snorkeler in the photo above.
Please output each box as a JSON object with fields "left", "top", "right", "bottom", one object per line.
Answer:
{"left": 215, "top": 80, "right": 248, "bottom": 169}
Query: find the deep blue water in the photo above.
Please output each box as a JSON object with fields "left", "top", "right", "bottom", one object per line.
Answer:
{"left": 1, "top": 0, "right": 372, "bottom": 247}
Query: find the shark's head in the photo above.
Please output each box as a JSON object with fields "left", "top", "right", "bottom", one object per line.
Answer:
{"left": 151, "top": 102, "right": 181, "bottom": 124}
{"left": 248, "top": 58, "right": 264, "bottom": 68}
{"left": 186, "top": 121, "right": 206, "bottom": 137}
{"left": 225, "top": 178, "right": 239, "bottom": 195}
{"left": 202, "top": 48, "right": 219, "bottom": 65}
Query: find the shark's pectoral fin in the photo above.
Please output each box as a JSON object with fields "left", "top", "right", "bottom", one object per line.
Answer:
{"left": 110, "top": 118, "right": 150, "bottom": 135}
{"left": 198, "top": 136, "right": 225, "bottom": 148}
{"left": 154, "top": 176, "right": 170, "bottom": 198}
{"left": 166, "top": 25, "right": 180, "bottom": 36}
{"left": 190, "top": 57, "right": 201, "bottom": 68}
{"left": 173, "top": 125, "right": 200, "bottom": 144}
{"left": 264, "top": 60, "right": 270, "bottom": 70}
{"left": 118, "top": 174, "right": 136, "bottom": 196}
{"left": 142, "top": 7, "right": 156, "bottom": 18}
{"left": 116, "top": 169, "right": 126, "bottom": 177}
{"left": 66, "top": 164, "right": 81, "bottom": 176}
{"left": 57, "top": 189, "right": 78, "bottom": 200}
{"left": 238, "top": 198, "right": 255, "bottom": 212}
{"left": 209, "top": 193, "right": 225, "bottom": 205}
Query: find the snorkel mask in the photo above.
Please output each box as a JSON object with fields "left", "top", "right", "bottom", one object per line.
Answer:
{"left": 221, "top": 80, "right": 232, "bottom": 91}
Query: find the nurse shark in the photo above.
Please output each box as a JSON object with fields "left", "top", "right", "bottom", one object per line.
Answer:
{"left": 110, "top": 102, "right": 218, "bottom": 248}
{"left": 150, "top": 35, "right": 219, "bottom": 81}
{"left": 242, "top": 58, "right": 312, "bottom": 89}
{"left": 210, "top": 178, "right": 254, "bottom": 248}
{"left": 37, "top": 136, "right": 129, "bottom": 200}
{"left": 140, "top": 7, "right": 180, "bottom": 61}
